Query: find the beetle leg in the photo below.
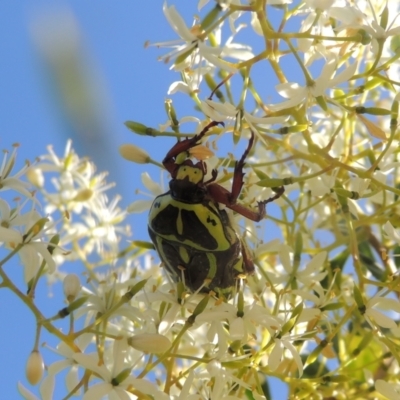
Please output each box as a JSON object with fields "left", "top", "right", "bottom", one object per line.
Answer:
{"left": 254, "top": 186, "right": 285, "bottom": 219}
{"left": 207, "top": 129, "right": 285, "bottom": 221}
{"left": 208, "top": 182, "right": 285, "bottom": 222}
{"left": 162, "top": 121, "right": 223, "bottom": 174}
{"left": 204, "top": 168, "right": 218, "bottom": 185}
{"left": 229, "top": 131, "right": 255, "bottom": 203}
{"left": 241, "top": 239, "right": 255, "bottom": 275}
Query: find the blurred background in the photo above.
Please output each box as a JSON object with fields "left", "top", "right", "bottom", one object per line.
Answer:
{"left": 0, "top": 1, "right": 288, "bottom": 398}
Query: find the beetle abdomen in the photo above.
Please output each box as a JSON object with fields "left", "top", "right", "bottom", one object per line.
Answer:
{"left": 148, "top": 228, "right": 243, "bottom": 293}
{"left": 149, "top": 193, "right": 235, "bottom": 251}
{"left": 148, "top": 192, "right": 245, "bottom": 293}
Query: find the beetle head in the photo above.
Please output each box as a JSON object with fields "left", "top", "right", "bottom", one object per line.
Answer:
{"left": 174, "top": 159, "right": 206, "bottom": 184}
{"left": 169, "top": 160, "right": 207, "bottom": 203}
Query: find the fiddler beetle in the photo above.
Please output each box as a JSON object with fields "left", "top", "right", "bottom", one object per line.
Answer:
{"left": 148, "top": 121, "right": 284, "bottom": 297}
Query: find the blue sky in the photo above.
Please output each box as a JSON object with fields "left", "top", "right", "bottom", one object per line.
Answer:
{"left": 0, "top": 1, "right": 288, "bottom": 398}
{"left": 1, "top": 2, "right": 175, "bottom": 397}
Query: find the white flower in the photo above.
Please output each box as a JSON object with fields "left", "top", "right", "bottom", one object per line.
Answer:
{"left": 364, "top": 295, "right": 400, "bottom": 331}
{"left": 66, "top": 194, "right": 129, "bottom": 259}
{"left": 307, "top": 170, "right": 337, "bottom": 197}
{"left": 204, "top": 359, "right": 251, "bottom": 399}
{"left": 197, "top": 299, "right": 281, "bottom": 342}
{"left": 297, "top": 1, "right": 340, "bottom": 65}
{"left": 293, "top": 281, "right": 338, "bottom": 323}
{"left": 0, "top": 198, "right": 38, "bottom": 236}
{"left": 39, "top": 334, "right": 92, "bottom": 399}
{"left": 35, "top": 141, "right": 130, "bottom": 264}
{"left": 333, "top": 3, "right": 400, "bottom": 45}
{"left": 267, "top": 57, "right": 357, "bottom": 112}
{"left": 152, "top": 3, "right": 238, "bottom": 73}
{"left": 384, "top": 221, "right": 400, "bottom": 242}
{"left": 268, "top": 245, "right": 327, "bottom": 287}
{"left": 0, "top": 208, "right": 56, "bottom": 282}
{"left": 127, "top": 172, "right": 165, "bottom": 214}
{"left": 18, "top": 381, "right": 52, "bottom": 400}
{"left": 0, "top": 145, "right": 35, "bottom": 198}
{"left": 158, "top": 115, "right": 200, "bottom": 132}
{"left": 76, "top": 272, "right": 144, "bottom": 325}
{"left": 140, "top": 284, "right": 201, "bottom": 335}
{"left": 74, "top": 339, "right": 169, "bottom": 400}
{"left": 37, "top": 140, "right": 115, "bottom": 216}
{"left": 268, "top": 336, "right": 304, "bottom": 377}
{"left": 201, "top": 99, "right": 287, "bottom": 133}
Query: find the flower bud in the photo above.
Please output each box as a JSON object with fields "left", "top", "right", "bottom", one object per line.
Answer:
{"left": 256, "top": 178, "right": 285, "bottom": 188}
{"left": 122, "top": 279, "right": 148, "bottom": 303}
{"left": 26, "top": 168, "right": 44, "bottom": 188}
{"left": 357, "top": 29, "right": 372, "bottom": 45}
{"left": 119, "top": 144, "right": 150, "bottom": 164}
{"left": 315, "top": 95, "right": 328, "bottom": 112}
{"left": 112, "top": 367, "right": 133, "bottom": 385}
{"left": 201, "top": 4, "right": 222, "bottom": 30}
{"left": 23, "top": 217, "right": 49, "bottom": 241}
{"left": 128, "top": 333, "right": 171, "bottom": 353}
{"left": 56, "top": 296, "right": 88, "bottom": 319}
{"left": 47, "top": 234, "right": 60, "bottom": 255}
{"left": 391, "top": 100, "right": 398, "bottom": 127}
{"left": 380, "top": 4, "right": 388, "bottom": 30}
{"left": 187, "top": 295, "right": 209, "bottom": 324}
{"left": 63, "top": 273, "right": 81, "bottom": 302}
{"left": 353, "top": 284, "right": 365, "bottom": 312}
{"left": 73, "top": 188, "right": 93, "bottom": 202}
{"left": 125, "top": 121, "right": 157, "bottom": 136}
{"left": 355, "top": 106, "right": 391, "bottom": 116}
{"left": 26, "top": 351, "right": 44, "bottom": 385}
{"left": 164, "top": 99, "right": 178, "bottom": 128}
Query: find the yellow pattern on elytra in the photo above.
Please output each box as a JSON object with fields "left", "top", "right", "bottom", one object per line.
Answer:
{"left": 177, "top": 209, "right": 183, "bottom": 235}
{"left": 179, "top": 246, "right": 189, "bottom": 263}
{"left": 149, "top": 193, "right": 237, "bottom": 251}
{"left": 233, "top": 257, "right": 243, "bottom": 273}
{"left": 206, "top": 253, "right": 217, "bottom": 280}
{"left": 155, "top": 236, "right": 169, "bottom": 269}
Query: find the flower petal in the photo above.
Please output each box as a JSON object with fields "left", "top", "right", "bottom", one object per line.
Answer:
{"left": 163, "top": 3, "right": 196, "bottom": 42}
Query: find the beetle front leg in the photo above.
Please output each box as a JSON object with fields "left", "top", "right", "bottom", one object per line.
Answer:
{"left": 229, "top": 131, "right": 255, "bottom": 203}
{"left": 208, "top": 179, "right": 285, "bottom": 222}
{"left": 255, "top": 186, "right": 285, "bottom": 219}
{"left": 162, "top": 121, "right": 223, "bottom": 173}
{"left": 204, "top": 168, "right": 218, "bottom": 185}
{"left": 228, "top": 186, "right": 285, "bottom": 222}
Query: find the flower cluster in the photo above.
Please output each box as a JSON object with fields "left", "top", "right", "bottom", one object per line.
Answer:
{"left": 123, "top": 0, "right": 400, "bottom": 398}
{"left": 1, "top": 1, "right": 400, "bottom": 399}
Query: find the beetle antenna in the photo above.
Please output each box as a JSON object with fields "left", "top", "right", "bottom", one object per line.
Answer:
{"left": 196, "top": 120, "right": 225, "bottom": 142}
{"left": 208, "top": 73, "right": 234, "bottom": 101}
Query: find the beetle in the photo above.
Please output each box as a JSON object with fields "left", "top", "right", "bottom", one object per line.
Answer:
{"left": 148, "top": 121, "right": 284, "bottom": 297}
